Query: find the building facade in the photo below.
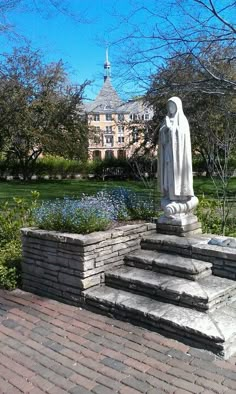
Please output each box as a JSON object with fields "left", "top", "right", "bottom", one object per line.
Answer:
{"left": 84, "top": 52, "right": 153, "bottom": 160}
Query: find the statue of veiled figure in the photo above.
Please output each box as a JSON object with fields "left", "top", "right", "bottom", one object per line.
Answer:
{"left": 158, "top": 97, "right": 198, "bottom": 224}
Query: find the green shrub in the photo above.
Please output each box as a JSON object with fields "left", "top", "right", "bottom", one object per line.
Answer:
{"left": 0, "top": 191, "right": 39, "bottom": 289}
{"left": 34, "top": 156, "right": 86, "bottom": 178}
{"left": 192, "top": 157, "right": 206, "bottom": 173}
{"left": 196, "top": 195, "right": 236, "bottom": 236}
{"left": 0, "top": 240, "right": 22, "bottom": 290}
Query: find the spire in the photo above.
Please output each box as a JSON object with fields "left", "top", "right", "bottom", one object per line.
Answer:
{"left": 104, "top": 48, "right": 111, "bottom": 82}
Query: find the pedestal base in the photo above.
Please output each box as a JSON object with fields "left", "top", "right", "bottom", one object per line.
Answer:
{"left": 156, "top": 214, "right": 202, "bottom": 237}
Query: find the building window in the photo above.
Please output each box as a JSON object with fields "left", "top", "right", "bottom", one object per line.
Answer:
{"left": 106, "top": 126, "right": 113, "bottom": 133}
{"left": 118, "top": 136, "right": 124, "bottom": 143}
{"left": 132, "top": 128, "right": 139, "bottom": 143}
{"left": 105, "top": 136, "right": 113, "bottom": 144}
{"left": 93, "top": 150, "right": 101, "bottom": 160}
{"left": 106, "top": 114, "right": 112, "bottom": 121}
{"left": 118, "top": 126, "right": 124, "bottom": 134}
{"left": 118, "top": 114, "right": 124, "bottom": 121}
{"left": 145, "top": 113, "right": 149, "bottom": 120}
{"left": 95, "top": 126, "right": 100, "bottom": 132}
{"left": 105, "top": 150, "right": 114, "bottom": 159}
{"left": 93, "top": 113, "right": 100, "bottom": 121}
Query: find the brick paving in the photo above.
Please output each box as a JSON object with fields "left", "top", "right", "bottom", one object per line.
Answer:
{"left": 0, "top": 289, "right": 236, "bottom": 393}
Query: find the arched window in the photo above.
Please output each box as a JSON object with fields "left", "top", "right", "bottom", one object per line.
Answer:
{"left": 118, "top": 150, "right": 126, "bottom": 159}
{"left": 93, "top": 150, "right": 101, "bottom": 160}
{"left": 105, "top": 150, "right": 114, "bottom": 159}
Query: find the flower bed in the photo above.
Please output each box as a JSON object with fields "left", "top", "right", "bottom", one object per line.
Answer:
{"left": 33, "top": 188, "right": 158, "bottom": 234}
{"left": 20, "top": 188, "right": 157, "bottom": 304}
{"left": 21, "top": 222, "right": 156, "bottom": 305}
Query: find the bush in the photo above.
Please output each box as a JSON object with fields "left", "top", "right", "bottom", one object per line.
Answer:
{"left": 91, "top": 158, "right": 131, "bottom": 179}
{"left": 0, "top": 241, "right": 22, "bottom": 290}
{"left": 0, "top": 191, "right": 39, "bottom": 289}
{"left": 192, "top": 157, "right": 207, "bottom": 173}
{"left": 196, "top": 195, "right": 236, "bottom": 236}
{"left": 34, "top": 156, "right": 86, "bottom": 178}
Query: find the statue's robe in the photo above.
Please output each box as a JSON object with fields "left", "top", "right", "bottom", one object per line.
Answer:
{"left": 159, "top": 97, "right": 194, "bottom": 201}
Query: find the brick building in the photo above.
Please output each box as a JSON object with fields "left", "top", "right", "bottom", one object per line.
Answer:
{"left": 84, "top": 51, "right": 153, "bottom": 160}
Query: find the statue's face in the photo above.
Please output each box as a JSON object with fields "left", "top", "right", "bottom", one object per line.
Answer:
{"left": 167, "top": 101, "right": 177, "bottom": 116}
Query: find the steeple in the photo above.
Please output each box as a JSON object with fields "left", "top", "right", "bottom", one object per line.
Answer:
{"left": 104, "top": 48, "right": 111, "bottom": 82}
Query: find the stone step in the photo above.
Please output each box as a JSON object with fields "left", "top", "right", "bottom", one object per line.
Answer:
{"left": 124, "top": 249, "right": 212, "bottom": 280}
{"left": 105, "top": 266, "right": 236, "bottom": 311}
{"left": 141, "top": 233, "right": 236, "bottom": 280}
{"left": 141, "top": 233, "right": 212, "bottom": 257}
{"left": 84, "top": 286, "right": 236, "bottom": 359}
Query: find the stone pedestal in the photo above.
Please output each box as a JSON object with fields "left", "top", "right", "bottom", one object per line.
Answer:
{"left": 156, "top": 213, "right": 202, "bottom": 237}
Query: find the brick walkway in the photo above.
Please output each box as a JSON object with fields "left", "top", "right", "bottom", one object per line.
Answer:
{"left": 0, "top": 290, "right": 236, "bottom": 394}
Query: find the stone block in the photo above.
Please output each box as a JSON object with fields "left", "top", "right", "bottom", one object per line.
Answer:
{"left": 22, "top": 263, "right": 45, "bottom": 277}
{"left": 81, "top": 274, "right": 101, "bottom": 289}
{"left": 95, "top": 251, "right": 119, "bottom": 264}
{"left": 118, "top": 246, "right": 140, "bottom": 256}
{"left": 97, "top": 247, "right": 113, "bottom": 257}
{"left": 156, "top": 221, "right": 202, "bottom": 237}
{"left": 192, "top": 243, "right": 236, "bottom": 261}
{"left": 124, "top": 225, "right": 147, "bottom": 235}
{"left": 112, "top": 243, "right": 128, "bottom": 252}
{"left": 68, "top": 258, "right": 95, "bottom": 271}
{"left": 58, "top": 272, "right": 82, "bottom": 288}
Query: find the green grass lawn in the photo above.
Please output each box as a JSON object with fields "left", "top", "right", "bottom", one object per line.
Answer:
{"left": 0, "top": 177, "right": 235, "bottom": 203}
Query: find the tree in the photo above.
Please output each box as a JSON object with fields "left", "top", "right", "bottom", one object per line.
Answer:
{"left": 111, "top": 0, "right": 235, "bottom": 96}
{"left": 0, "top": 0, "right": 90, "bottom": 44}
{"left": 145, "top": 52, "right": 236, "bottom": 234}
{"left": 0, "top": 46, "right": 89, "bottom": 180}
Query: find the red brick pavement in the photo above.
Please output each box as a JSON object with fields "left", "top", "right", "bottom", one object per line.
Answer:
{"left": 0, "top": 288, "right": 236, "bottom": 394}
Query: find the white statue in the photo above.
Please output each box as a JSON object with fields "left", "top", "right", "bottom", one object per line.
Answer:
{"left": 159, "top": 97, "right": 198, "bottom": 223}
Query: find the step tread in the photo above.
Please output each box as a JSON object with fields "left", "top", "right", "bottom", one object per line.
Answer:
{"left": 106, "top": 266, "right": 236, "bottom": 304}
{"left": 85, "top": 286, "right": 236, "bottom": 344}
{"left": 141, "top": 233, "right": 211, "bottom": 249}
{"left": 125, "top": 249, "right": 212, "bottom": 274}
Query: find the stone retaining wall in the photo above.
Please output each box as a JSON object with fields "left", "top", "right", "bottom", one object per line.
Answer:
{"left": 192, "top": 242, "right": 236, "bottom": 280}
{"left": 21, "top": 223, "right": 156, "bottom": 305}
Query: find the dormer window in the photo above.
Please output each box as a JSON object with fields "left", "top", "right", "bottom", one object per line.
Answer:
{"left": 118, "top": 114, "right": 124, "bottom": 121}
{"left": 106, "top": 114, "right": 112, "bottom": 121}
{"left": 94, "top": 114, "right": 100, "bottom": 121}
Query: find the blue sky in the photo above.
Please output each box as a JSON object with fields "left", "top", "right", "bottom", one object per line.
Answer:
{"left": 0, "top": 0, "right": 142, "bottom": 101}
{"left": 0, "top": 1, "right": 232, "bottom": 101}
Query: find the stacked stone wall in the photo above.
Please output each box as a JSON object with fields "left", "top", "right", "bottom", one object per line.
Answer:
{"left": 21, "top": 223, "right": 155, "bottom": 305}
{"left": 192, "top": 243, "right": 236, "bottom": 280}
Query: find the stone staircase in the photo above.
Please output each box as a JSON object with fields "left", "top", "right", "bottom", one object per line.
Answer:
{"left": 84, "top": 233, "right": 236, "bottom": 359}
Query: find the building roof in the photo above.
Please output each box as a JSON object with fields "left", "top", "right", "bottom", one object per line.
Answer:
{"left": 85, "top": 77, "right": 124, "bottom": 113}
{"left": 119, "top": 98, "right": 150, "bottom": 114}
